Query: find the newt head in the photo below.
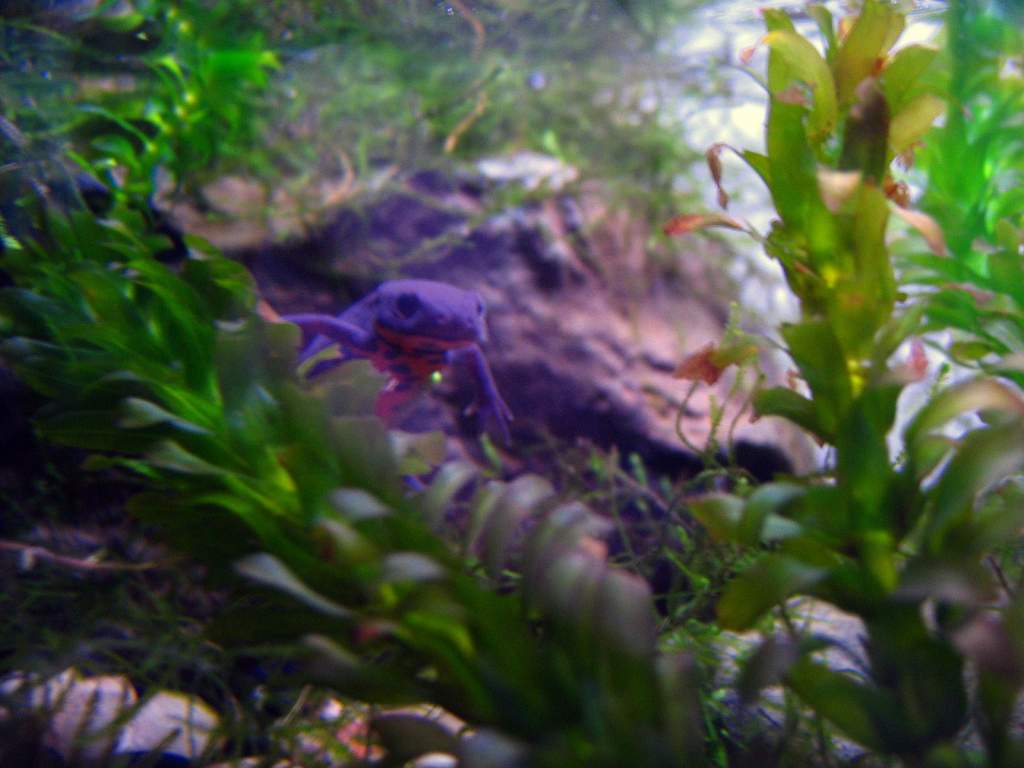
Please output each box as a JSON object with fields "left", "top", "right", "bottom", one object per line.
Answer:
{"left": 370, "top": 279, "right": 489, "bottom": 347}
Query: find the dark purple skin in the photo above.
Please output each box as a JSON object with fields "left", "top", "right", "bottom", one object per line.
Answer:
{"left": 283, "top": 279, "right": 513, "bottom": 443}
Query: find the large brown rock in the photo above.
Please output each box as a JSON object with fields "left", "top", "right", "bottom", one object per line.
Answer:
{"left": 221, "top": 167, "right": 813, "bottom": 482}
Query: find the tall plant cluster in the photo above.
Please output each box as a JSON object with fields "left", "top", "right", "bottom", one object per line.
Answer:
{"left": 671, "top": 0, "right": 1024, "bottom": 763}
{"left": 2, "top": 0, "right": 1024, "bottom": 765}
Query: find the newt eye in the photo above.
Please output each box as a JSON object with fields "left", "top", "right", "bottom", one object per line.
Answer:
{"left": 475, "top": 296, "right": 485, "bottom": 315}
{"left": 395, "top": 292, "right": 421, "bottom": 318}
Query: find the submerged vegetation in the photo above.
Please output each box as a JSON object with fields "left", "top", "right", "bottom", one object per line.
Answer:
{"left": 1, "top": 0, "right": 1024, "bottom": 765}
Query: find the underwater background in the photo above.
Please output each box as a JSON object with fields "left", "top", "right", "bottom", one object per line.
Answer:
{"left": 3, "top": 1, "right": 1024, "bottom": 766}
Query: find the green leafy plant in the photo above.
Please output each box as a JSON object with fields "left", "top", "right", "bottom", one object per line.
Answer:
{"left": 669, "top": 1, "right": 1024, "bottom": 763}
{"left": 1, "top": 1, "right": 279, "bottom": 204}
{"left": 904, "top": 0, "right": 1024, "bottom": 390}
{"left": 0, "top": 150, "right": 712, "bottom": 767}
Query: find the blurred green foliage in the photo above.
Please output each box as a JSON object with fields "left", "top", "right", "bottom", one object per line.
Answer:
{"left": 905, "top": 0, "right": 1024, "bottom": 390}
{"left": 1, "top": 1, "right": 715, "bottom": 753}
{"left": 0, "top": 170, "right": 709, "bottom": 765}
{"left": 1, "top": 0, "right": 707, "bottom": 231}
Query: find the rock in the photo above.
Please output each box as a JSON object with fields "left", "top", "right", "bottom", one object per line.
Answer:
{"left": 476, "top": 151, "right": 579, "bottom": 191}
{"left": 115, "top": 690, "right": 220, "bottom": 762}
{"left": 2, "top": 667, "right": 136, "bottom": 764}
{"left": 233, "top": 169, "right": 815, "bottom": 483}
{"left": 713, "top": 599, "right": 870, "bottom": 763}
{"left": 1, "top": 668, "right": 220, "bottom": 765}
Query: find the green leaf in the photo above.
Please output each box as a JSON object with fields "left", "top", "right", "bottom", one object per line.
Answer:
{"left": 889, "top": 94, "right": 945, "bottom": 156}
{"left": 782, "top": 320, "right": 852, "bottom": 433}
{"left": 766, "top": 100, "right": 824, "bottom": 232}
{"left": 523, "top": 502, "right": 608, "bottom": 597}
{"left": 833, "top": 1, "right": 903, "bottom": 107}
{"left": 786, "top": 659, "right": 889, "bottom": 751}
{"left": 763, "top": 30, "right": 838, "bottom": 141}
{"left": 147, "top": 440, "right": 227, "bottom": 476}
{"left": 741, "top": 150, "right": 771, "bottom": 188}
{"left": 595, "top": 569, "right": 657, "bottom": 657}
{"left": 419, "top": 460, "right": 477, "bottom": 529}
{"left": 717, "top": 555, "right": 828, "bottom": 630}
{"left": 474, "top": 475, "right": 554, "bottom": 578}
{"left": 313, "top": 517, "right": 378, "bottom": 565}
{"left": 118, "top": 397, "right": 210, "bottom": 434}
{"left": 303, "top": 634, "right": 423, "bottom": 704}
{"left": 753, "top": 386, "right": 830, "bottom": 442}
{"left": 925, "top": 419, "right": 1024, "bottom": 551}
{"left": 989, "top": 250, "right": 1024, "bottom": 306}
{"left": 688, "top": 494, "right": 743, "bottom": 541}
{"left": 536, "top": 551, "right": 604, "bottom": 627}
{"left": 872, "top": 305, "right": 924, "bottom": 368}
{"left": 235, "top": 554, "right": 352, "bottom": 619}
{"left": 330, "top": 488, "right": 392, "bottom": 521}
{"left": 380, "top": 552, "right": 446, "bottom": 584}
{"left": 882, "top": 44, "right": 940, "bottom": 113}
{"left": 807, "top": 5, "right": 836, "bottom": 60}
{"left": 905, "top": 378, "right": 1024, "bottom": 461}
{"left": 834, "top": 384, "right": 901, "bottom": 535}
{"left": 761, "top": 8, "right": 796, "bottom": 35}
{"left": 741, "top": 483, "right": 805, "bottom": 544}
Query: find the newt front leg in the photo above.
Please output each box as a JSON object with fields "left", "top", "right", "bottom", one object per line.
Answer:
{"left": 449, "top": 345, "right": 513, "bottom": 444}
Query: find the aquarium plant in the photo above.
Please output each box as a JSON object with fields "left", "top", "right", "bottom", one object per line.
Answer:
{"left": 669, "top": 0, "right": 1024, "bottom": 763}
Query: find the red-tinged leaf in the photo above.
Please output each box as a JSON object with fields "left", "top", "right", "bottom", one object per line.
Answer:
{"left": 883, "top": 178, "right": 910, "bottom": 207}
{"left": 892, "top": 205, "right": 947, "bottom": 256}
{"left": 895, "top": 145, "right": 917, "bottom": 170}
{"left": 663, "top": 213, "right": 745, "bottom": 237}
{"left": 674, "top": 342, "right": 721, "bottom": 384}
{"left": 706, "top": 143, "right": 730, "bottom": 208}
{"left": 739, "top": 39, "right": 762, "bottom": 65}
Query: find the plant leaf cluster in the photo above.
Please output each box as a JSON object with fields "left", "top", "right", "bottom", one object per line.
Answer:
{"left": 0, "top": 177, "right": 709, "bottom": 766}
{"left": 905, "top": 0, "right": 1024, "bottom": 389}
{"left": 672, "top": 1, "right": 1024, "bottom": 763}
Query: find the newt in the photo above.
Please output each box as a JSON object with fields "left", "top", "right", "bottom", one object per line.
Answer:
{"left": 282, "top": 279, "right": 513, "bottom": 442}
